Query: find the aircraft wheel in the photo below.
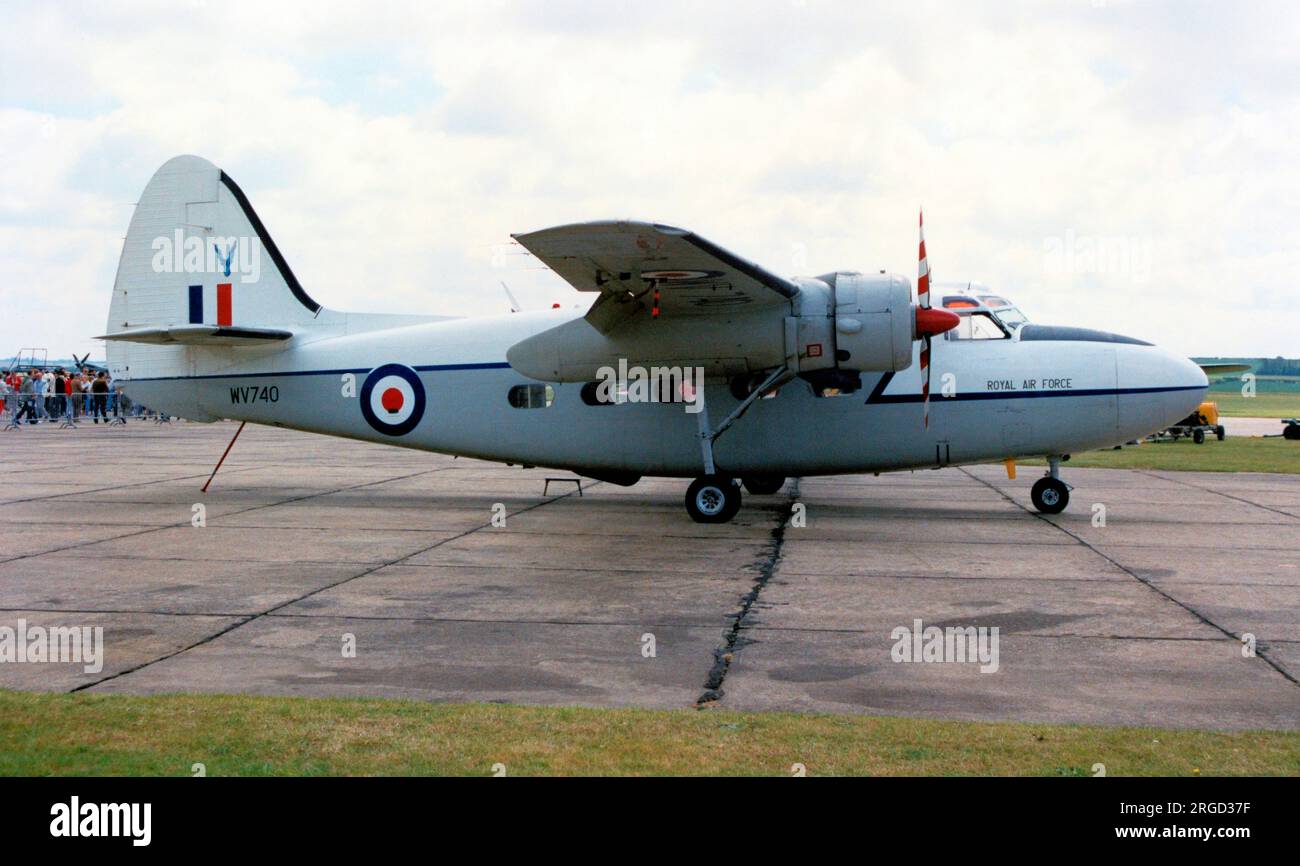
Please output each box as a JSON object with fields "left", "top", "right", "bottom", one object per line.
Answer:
{"left": 1031, "top": 477, "right": 1069, "bottom": 514}
{"left": 1216, "top": 425, "right": 1226, "bottom": 441}
{"left": 1193, "top": 428, "right": 1206, "bottom": 444}
{"left": 742, "top": 475, "right": 786, "bottom": 495}
{"left": 686, "top": 475, "right": 742, "bottom": 523}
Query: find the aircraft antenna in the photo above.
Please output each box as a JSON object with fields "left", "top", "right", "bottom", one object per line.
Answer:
{"left": 501, "top": 281, "right": 522, "bottom": 313}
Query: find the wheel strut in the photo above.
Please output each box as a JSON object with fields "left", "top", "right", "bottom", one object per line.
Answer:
{"left": 694, "top": 365, "right": 791, "bottom": 477}
{"left": 1034, "top": 454, "right": 1072, "bottom": 514}
{"left": 686, "top": 366, "right": 792, "bottom": 523}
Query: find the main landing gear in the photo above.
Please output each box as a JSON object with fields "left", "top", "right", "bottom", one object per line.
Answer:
{"left": 685, "top": 366, "right": 794, "bottom": 523}
{"left": 683, "top": 474, "right": 787, "bottom": 522}
{"left": 685, "top": 475, "right": 743, "bottom": 523}
{"left": 1030, "top": 455, "right": 1071, "bottom": 514}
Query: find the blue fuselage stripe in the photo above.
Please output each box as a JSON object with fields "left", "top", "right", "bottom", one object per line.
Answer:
{"left": 125, "top": 364, "right": 1204, "bottom": 403}
{"left": 866, "top": 384, "right": 1205, "bottom": 404}
{"left": 129, "top": 362, "right": 512, "bottom": 382}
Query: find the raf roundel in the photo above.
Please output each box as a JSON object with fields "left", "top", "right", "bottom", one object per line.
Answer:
{"left": 360, "top": 364, "right": 426, "bottom": 436}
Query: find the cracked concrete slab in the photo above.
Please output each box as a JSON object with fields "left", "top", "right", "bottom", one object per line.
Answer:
{"left": 718, "top": 630, "right": 1298, "bottom": 730}
{"left": 0, "top": 610, "right": 244, "bottom": 692}
{"left": 86, "top": 615, "right": 718, "bottom": 709}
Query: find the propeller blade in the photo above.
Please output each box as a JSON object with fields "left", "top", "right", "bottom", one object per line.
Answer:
{"left": 918, "top": 208, "right": 931, "bottom": 430}
{"left": 917, "top": 209, "right": 930, "bottom": 310}
{"left": 921, "top": 334, "right": 931, "bottom": 431}
{"left": 913, "top": 209, "right": 959, "bottom": 430}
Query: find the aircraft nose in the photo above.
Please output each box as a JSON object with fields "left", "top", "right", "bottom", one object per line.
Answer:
{"left": 1176, "top": 346, "right": 1210, "bottom": 401}
{"left": 1174, "top": 350, "right": 1210, "bottom": 390}
{"left": 1117, "top": 341, "right": 1209, "bottom": 439}
{"left": 1164, "top": 349, "right": 1209, "bottom": 417}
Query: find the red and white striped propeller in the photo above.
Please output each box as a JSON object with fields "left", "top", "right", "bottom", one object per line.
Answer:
{"left": 913, "top": 209, "right": 960, "bottom": 430}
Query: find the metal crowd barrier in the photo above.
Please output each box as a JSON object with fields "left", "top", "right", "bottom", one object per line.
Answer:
{"left": 2, "top": 390, "right": 171, "bottom": 431}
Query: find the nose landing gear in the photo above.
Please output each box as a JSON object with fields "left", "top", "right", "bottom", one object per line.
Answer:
{"left": 1030, "top": 455, "right": 1071, "bottom": 514}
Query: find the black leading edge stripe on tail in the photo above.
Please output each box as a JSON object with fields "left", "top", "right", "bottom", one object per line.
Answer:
{"left": 218, "top": 170, "right": 323, "bottom": 316}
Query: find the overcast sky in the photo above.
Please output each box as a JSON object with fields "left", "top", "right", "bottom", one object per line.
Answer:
{"left": 2, "top": 0, "right": 1297, "bottom": 360}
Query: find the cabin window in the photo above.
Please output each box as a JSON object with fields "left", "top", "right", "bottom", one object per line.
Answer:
{"left": 507, "top": 383, "right": 554, "bottom": 408}
{"left": 580, "top": 381, "right": 616, "bottom": 405}
{"left": 947, "top": 311, "right": 1009, "bottom": 341}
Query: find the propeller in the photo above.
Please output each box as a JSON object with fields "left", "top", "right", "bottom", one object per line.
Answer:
{"left": 913, "top": 210, "right": 960, "bottom": 430}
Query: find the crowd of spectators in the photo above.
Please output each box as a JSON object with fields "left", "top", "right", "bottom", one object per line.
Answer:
{"left": 1, "top": 367, "right": 153, "bottom": 425}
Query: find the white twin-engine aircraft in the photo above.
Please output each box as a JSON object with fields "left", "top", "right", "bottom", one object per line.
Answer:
{"left": 102, "top": 156, "right": 1208, "bottom": 523}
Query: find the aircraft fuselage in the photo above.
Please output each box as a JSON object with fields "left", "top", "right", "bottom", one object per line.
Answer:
{"left": 122, "top": 308, "right": 1208, "bottom": 479}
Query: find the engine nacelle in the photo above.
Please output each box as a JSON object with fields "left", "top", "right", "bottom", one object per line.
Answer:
{"left": 794, "top": 272, "right": 913, "bottom": 374}
{"left": 505, "top": 271, "right": 914, "bottom": 385}
{"left": 829, "top": 272, "right": 913, "bottom": 372}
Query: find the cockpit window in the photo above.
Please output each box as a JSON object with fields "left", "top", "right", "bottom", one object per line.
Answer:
{"left": 938, "top": 285, "right": 1029, "bottom": 333}
{"left": 992, "top": 306, "right": 1028, "bottom": 331}
{"left": 947, "top": 311, "right": 1009, "bottom": 340}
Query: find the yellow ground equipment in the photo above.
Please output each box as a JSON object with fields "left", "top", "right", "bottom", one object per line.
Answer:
{"left": 1155, "top": 401, "right": 1225, "bottom": 444}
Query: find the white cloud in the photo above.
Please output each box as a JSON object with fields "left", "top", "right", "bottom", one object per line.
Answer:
{"left": 1, "top": 0, "right": 1298, "bottom": 359}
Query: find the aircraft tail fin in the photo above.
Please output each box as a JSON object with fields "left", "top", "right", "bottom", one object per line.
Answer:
{"left": 104, "top": 155, "right": 326, "bottom": 379}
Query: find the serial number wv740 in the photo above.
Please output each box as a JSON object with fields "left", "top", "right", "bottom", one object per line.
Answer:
{"left": 229, "top": 385, "right": 280, "bottom": 404}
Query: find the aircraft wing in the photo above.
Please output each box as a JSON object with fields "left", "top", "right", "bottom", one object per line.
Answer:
{"left": 512, "top": 220, "right": 797, "bottom": 333}
{"left": 97, "top": 325, "right": 293, "bottom": 346}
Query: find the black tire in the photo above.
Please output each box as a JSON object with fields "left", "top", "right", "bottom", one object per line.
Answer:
{"left": 685, "top": 475, "right": 742, "bottom": 523}
{"left": 1216, "top": 425, "right": 1226, "bottom": 441}
{"left": 1031, "top": 477, "right": 1069, "bottom": 514}
{"left": 1284, "top": 423, "right": 1300, "bottom": 441}
{"left": 742, "top": 475, "right": 786, "bottom": 495}
{"left": 1193, "top": 428, "right": 1205, "bottom": 444}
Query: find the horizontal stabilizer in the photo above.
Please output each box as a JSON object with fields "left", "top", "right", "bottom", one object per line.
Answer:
{"left": 1198, "top": 363, "right": 1252, "bottom": 376}
{"left": 97, "top": 325, "right": 293, "bottom": 346}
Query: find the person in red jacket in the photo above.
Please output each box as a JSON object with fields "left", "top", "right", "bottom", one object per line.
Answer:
{"left": 64, "top": 371, "right": 77, "bottom": 418}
